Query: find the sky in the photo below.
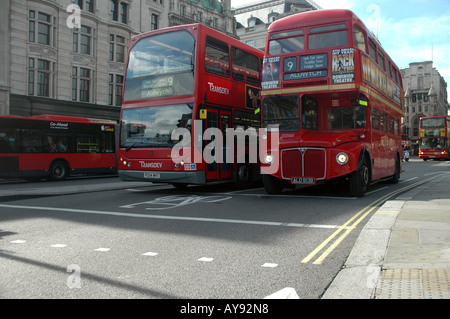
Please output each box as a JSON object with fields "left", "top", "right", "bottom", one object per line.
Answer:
{"left": 231, "top": 0, "right": 450, "bottom": 99}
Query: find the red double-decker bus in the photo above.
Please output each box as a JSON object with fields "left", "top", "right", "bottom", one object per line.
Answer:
{"left": 260, "top": 9, "right": 404, "bottom": 196}
{"left": 0, "top": 114, "right": 117, "bottom": 181}
{"left": 418, "top": 116, "right": 450, "bottom": 160}
{"left": 118, "top": 24, "right": 263, "bottom": 188}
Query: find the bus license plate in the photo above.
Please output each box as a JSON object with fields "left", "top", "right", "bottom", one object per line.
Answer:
{"left": 291, "top": 177, "right": 315, "bottom": 184}
{"left": 144, "top": 172, "right": 160, "bottom": 179}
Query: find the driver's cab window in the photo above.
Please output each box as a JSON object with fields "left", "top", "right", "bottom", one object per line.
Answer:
{"left": 302, "top": 96, "right": 318, "bottom": 129}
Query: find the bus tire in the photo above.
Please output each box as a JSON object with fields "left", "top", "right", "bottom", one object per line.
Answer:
{"left": 171, "top": 183, "right": 188, "bottom": 190}
{"left": 390, "top": 156, "right": 401, "bottom": 184}
{"left": 49, "top": 160, "right": 69, "bottom": 181}
{"left": 348, "top": 158, "right": 369, "bottom": 197}
{"left": 262, "top": 174, "right": 283, "bottom": 194}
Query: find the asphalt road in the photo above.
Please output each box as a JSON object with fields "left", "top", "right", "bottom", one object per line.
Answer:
{"left": 0, "top": 158, "right": 447, "bottom": 301}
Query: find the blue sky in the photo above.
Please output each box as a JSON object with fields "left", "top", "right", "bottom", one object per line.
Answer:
{"left": 231, "top": 0, "right": 450, "bottom": 99}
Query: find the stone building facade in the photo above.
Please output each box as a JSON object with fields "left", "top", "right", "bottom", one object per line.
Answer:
{"left": 401, "top": 61, "right": 449, "bottom": 153}
{"left": 234, "top": 0, "right": 320, "bottom": 51}
{"left": 0, "top": 0, "right": 234, "bottom": 120}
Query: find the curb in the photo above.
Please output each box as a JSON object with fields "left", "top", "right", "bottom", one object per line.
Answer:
{"left": 321, "top": 200, "right": 403, "bottom": 299}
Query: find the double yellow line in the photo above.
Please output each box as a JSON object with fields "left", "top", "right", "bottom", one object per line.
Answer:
{"left": 301, "top": 174, "right": 443, "bottom": 265}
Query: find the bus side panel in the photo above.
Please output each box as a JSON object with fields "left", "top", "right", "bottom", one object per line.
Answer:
{"left": 19, "top": 153, "right": 117, "bottom": 175}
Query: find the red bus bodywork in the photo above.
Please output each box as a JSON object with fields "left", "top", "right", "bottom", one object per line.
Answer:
{"left": 0, "top": 114, "right": 117, "bottom": 180}
{"left": 418, "top": 116, "right": 450, "bottom": 160}
{"left": 260, "top": 9, "right": 404, "bottom": 196}
{"left": 118, "top": 24, "right": 264, "bottom": 187}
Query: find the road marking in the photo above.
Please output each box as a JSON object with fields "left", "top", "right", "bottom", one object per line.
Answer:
{"left": 10, "top": 240, "right": 26, "bottom": 244}
{"left": 222, "top": 192, "right": 357, "bottom": 200}
{"left": 94, "top": 248, "right": 110, "bottom": 252}
{"left": 198, "top": 257, "right": 214, "bottom": 262}
{"left": 375, "top": 210, "right": 399, "bottom": 215}
{"left": 0, "top": 203, "right": 342, "bottom": 230}
{"left": 51, "top": 244, "right": 67, "bottom": 248}
{"left": 365, "top": 186, "right": 388, "bottom": 195}
{"left": 399, "top": 177, "right": 418, "bottom": 183}
{"left": 264, "top": 287, "right": 299, "bottom": 299}
{"left": 142, "top": 252, "right": 158, "bottom": 256}
{"left": 261, "top": 263, "right": 278, "bottom": 268}
{"left": 301, "top": 174, "right": 444, "bottom": 265}
{"left": 120, "top": 195, "right": 232, "bottom": 210}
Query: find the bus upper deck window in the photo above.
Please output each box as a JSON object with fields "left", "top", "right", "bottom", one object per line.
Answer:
{"left": 308, "top": 24, "right": 348, "bottom": 50}
{"left": 353, "top": 26, "right": 366, "bottom": 52}
{"left": 268, "top": 30, "right": 304, "bottom": 55}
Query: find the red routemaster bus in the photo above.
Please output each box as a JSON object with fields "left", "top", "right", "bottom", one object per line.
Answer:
{"left": 418, "top": 116, "right": 450, "bottom": 160}
{"left": 260, "top": 9, "right": 404, "bottom": 196}
{"left": 118, "top": 24, "right": 263, "bottom": 188}
{"left": 0, "top": 114, "right": 117, "bottom": 180}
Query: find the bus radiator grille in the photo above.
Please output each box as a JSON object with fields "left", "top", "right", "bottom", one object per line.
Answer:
{"left": 281, "top": 148, "right": 326, "bottom": 180}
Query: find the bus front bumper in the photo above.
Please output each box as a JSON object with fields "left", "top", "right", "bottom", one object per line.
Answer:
{"left": 118, "top": 170, "right": 206, "bottom": 185}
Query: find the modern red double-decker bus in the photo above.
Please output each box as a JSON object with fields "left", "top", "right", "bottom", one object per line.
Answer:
{"left": 260, "top": 9, "right": 404, "bottom": 196}
{"left": 0, "top": 114, "right": 117, "bottom": 181}
{"left": 418, "top": 116, "right": 450, "bottom": 160}
{"left": 118, "top": 24, "right": 263, "bottom": 188}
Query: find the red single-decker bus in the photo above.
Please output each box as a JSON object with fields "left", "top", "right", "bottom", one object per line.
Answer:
{"left": 0, "top": 114, "right": 117, "bottom": 181}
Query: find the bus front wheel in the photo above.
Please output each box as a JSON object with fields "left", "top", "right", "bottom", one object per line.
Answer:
{"left": 348, "top": 159, "right": 369, "bottom": 197}
{"left": 49, "top": 160, "right": 69, "bottom": 181}
{"left": 262, "top": 174, "right": 283, "bottom": 194}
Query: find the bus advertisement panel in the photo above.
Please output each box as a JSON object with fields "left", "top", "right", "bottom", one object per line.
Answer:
{"left": 260, "top": 9, "right": 404, "bottom": 196}
{"left": 118, "top": 24, "right": 264, "bottom": 188}
{"left": 0, "top": 115, "right": 117, "bottom": 180}
{"left": 418, "top": 116, "right": 450, "bottom": 160}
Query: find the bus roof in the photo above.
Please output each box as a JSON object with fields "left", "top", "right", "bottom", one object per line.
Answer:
{"left": 129, "top": 23, "right": 263, "bottom": 56}
{"left": 267, "top": 9, "right": 381, "bottom": 46}
{"left": 268, "top": 9, "right": 361, "bottom": 32}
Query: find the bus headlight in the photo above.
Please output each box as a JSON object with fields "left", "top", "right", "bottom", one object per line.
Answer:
{"left": 336, "top": 152, "right": 348, "bottom": 165}
{"left": 264, "top": 154, "right": 274, "bottom": 164}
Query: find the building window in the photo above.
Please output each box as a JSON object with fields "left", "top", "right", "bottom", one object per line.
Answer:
{"left": 151, "top": 14, "right": 158, "bottom": 30}
{"left": 180, "top": 5, "right": 186, "bottom": 16}
{"left": 72, "top": 67, "right": 92, "bottom": 102}
{"left": 73, "top": 26, "right": 93, "bottom": 55}
{"left": 111, "top": 0, "right": 128, "bottom": 24}
{"left": 246, "top": 40, "right": 255, "bottom": 47}
{"left": 28, "top": 58, "right": 52, "bottom": 97}
{"left": 75, "top": 0, "right": 95, "bottom": 13}
{"left": 268, "top": 12, "right": 279, "bottom": 23}
{"left": 29, "top": 10, "right": 55, "bottom": 46}
{"left": 109, "top": 74, "right": 123, "bottom": 106}
{"left": 109, "top": 34, "right": 126, "bottom": 62}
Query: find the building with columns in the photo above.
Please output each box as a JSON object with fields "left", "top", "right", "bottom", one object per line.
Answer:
{"left": 401, "top": 61, "right": 449, "bottom": 154}
{"left": 0, "top": 0, "right": 234, "bottom": 120}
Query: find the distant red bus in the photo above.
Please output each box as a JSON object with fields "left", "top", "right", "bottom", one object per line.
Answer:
{"left": 118, "top": 24, "right": 264, "bottom": 188}
{"left": 0, "top": 115, "right": 117, "bottom": 181}
{"left": 260, "top": 9, "right": 404, "bottom": 196}
{"left": 418, "top": 116, "right": 450, "bottom": 160}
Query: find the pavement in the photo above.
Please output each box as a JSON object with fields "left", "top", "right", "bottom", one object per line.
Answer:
{"left": 1, "top": 166, "right": 449, "bottom": 299}
{"left": 323, "top": 168, "right": 450, "bottom": 299}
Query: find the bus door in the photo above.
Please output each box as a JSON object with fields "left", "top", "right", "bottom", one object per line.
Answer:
{"left": 204, "top": 109, "right": 232, "bottom": 181}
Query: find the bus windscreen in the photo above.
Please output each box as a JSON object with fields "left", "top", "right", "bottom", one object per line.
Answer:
{"left": 123, "top": 30, "right": 195, "bottom": 101}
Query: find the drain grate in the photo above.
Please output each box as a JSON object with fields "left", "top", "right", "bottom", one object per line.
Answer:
{"left": 375, "top": 269, "right": 450, "bottom": 299}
